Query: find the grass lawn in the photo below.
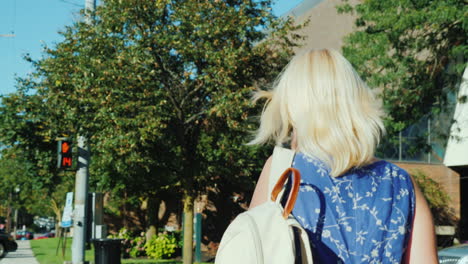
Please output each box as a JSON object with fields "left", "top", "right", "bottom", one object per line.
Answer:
{"left": 30, "top": 238, "right": 212, "bottom": 264}
{"left": 30, "top": 237, "right": 93, "bottom": 264}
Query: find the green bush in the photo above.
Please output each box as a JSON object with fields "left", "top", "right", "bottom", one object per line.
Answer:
{"left": 129, "top": 235, "right": 147, "bottom": 258}
{"left": 145, "top": 232, "right": 179, "bottom": 260}
{"left": 412, "top": 170, "right": 458, "bottom": 226}
{"left": 108, "top": 227, "right": 147, "bottom": 258}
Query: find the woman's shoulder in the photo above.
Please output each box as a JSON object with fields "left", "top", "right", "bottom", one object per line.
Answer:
{"left": 359, "top": 159, "right": 408, "bottom": 173}
{"left": 293, "top": 153, "right": 412, "bottom": 181}
{"left": 360, "top": 160, "right": 414, "bottom": 188}
{"left": 294, "top": 153, "right": 408, "bottom": 172}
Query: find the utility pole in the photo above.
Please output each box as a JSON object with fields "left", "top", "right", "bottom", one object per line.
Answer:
{"left": 71, "top": 1, "right": 95, "bottom": 263}
{"left": 2, "top": 31, "right": 17, "bottom": 234}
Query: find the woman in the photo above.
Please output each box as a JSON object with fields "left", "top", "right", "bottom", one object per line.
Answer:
{"left": 249, "top": 49, "right": 438, "bottom": 263}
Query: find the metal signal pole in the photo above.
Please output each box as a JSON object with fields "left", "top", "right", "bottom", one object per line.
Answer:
{"left": 71, "top": 1, "right": 95, "bottom": 263}
{"left": 72, "top": 136, "right": 91, "bottom": 264}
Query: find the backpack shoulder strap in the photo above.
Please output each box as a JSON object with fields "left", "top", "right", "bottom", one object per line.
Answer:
{"left": 268, "top": 146, "right": 296, "bottom": 200}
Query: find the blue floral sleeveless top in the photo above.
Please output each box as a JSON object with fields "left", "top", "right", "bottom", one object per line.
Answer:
{"left": 290, "top": 153, "right": 415, "bottom": 264}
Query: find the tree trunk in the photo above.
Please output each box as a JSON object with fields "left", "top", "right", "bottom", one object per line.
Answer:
{"left": 123, "top": 191, "right": 128, "bottom": 228}
{"left": 50, "top": 198, "right": 63, "bottom": 238}
{"left": 182, "top": 193, "right": 194, "bottom": 264}
{"left": 6, "top": 192, "right": 12, "bottom": 233}
{"left": 146, "top": 195, "right": 160, "bottom": 241}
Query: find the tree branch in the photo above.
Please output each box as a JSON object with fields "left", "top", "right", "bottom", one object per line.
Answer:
{"left": 180, "top": 79, "right": 204, "bottom": 107}
{"left": 151, "top": 53, "right": 184, "bottom": 118}
{"left": 184, "top": 109, "right": 207, "bottom": 125}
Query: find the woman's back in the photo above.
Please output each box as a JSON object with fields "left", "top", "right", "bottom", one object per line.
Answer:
{"left": 291, "top": 153, "right": 415, "bottom": 264}
{"left": 248, "top": 48, "right": 438, "bottom": 263}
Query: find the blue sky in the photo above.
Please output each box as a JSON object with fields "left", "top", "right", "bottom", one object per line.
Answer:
{"left": 0, "top": 0, "right": 303, "bottom": 96}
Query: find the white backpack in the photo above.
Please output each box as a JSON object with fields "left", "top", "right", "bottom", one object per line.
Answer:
{"left": 215, "top": 147, "right": 313, "bottom": 264}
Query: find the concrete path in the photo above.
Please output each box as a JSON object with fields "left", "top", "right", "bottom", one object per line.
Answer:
{"left": 0, "top": 240, "right": 40, "bottom": 264}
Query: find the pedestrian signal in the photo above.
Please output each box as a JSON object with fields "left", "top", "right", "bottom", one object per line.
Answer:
{"left": 58, "top": 140, "right": 73, "bottom": 169}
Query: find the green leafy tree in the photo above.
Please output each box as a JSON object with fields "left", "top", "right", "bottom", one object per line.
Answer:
{"left": 0, "top": 91, "right": 75, "bottom": 231}
{"left": 337, "top": 0, "right": 467, "bottom": 135}
{"left": 15, "top": 0, "right": 304, "bottom": 262}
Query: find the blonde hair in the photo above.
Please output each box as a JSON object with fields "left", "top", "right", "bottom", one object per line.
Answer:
{"left": 250, "top": 49, "right": 385, "bottom": 177}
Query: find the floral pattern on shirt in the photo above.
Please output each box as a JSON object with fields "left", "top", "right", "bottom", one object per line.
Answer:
{"left": 291, "top": 153, "right": 415, "bottom": 264}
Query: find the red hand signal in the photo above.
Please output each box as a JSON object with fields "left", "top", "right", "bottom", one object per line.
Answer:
{"left": 62, "top": 142, "right": 70, "bottom": 153}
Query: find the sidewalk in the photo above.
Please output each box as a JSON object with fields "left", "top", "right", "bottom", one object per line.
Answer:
{"left": 0, "top": 240, "right": 40, "bottom": 264}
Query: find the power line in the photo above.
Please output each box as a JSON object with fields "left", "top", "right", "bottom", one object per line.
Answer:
{"left": 59, "top": 0, "right": 84, "bottom": 7}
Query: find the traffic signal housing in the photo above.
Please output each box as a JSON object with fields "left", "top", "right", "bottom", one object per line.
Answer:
{"left": 58, "top": 140, "right": 73, "bottom": 169}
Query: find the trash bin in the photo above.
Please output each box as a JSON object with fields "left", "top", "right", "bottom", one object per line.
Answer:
{"left": 93, "top": 238, "right": 123, "bottom": 264}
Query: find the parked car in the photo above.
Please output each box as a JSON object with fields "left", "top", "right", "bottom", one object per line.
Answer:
{"left": 33, "top": 217, "right": 56, "bottom": 232}
{"left": 0, "top": 232, "right": 18, "bottom": 258}
{"left": 16, "top": 230, "right": 34, "bottom": 240}
{"left": 439, "top": 243, "right": 468, "bottom": 264}
{"left": 35, "top": 232, "right": 55, "bottom": 239}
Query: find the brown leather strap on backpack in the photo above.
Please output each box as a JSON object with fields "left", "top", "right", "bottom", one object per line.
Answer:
{"left": 271, "top": 167, "right": 301, "bottom": 219}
